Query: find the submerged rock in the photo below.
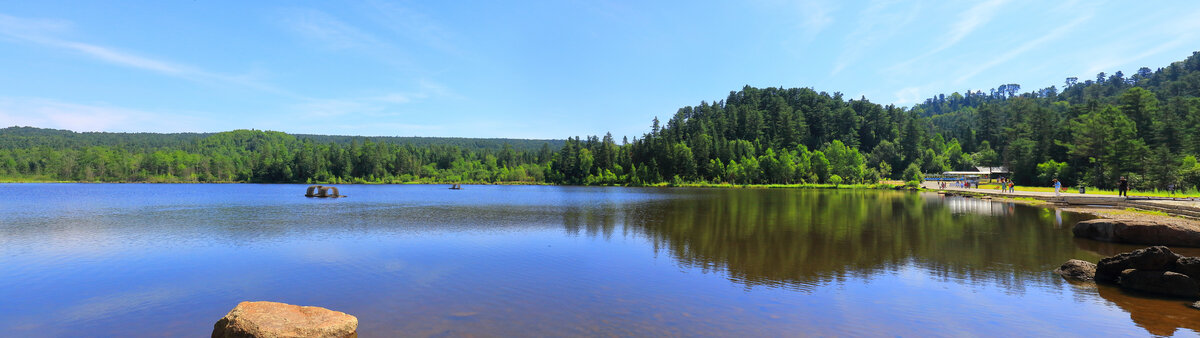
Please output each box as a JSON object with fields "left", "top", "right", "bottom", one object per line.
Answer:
{"left": 1096, "top": 246, "right": 1180, "bottom": 282}
{"left": 1073, "top": 219, "right": 1200, "bottom": 247}
{"left": 1054, "top": 259, "right": 1097, "bottom": 281}
{"left": 1118, "top": 269, "right": 1200, "bottom": 298}
{"left": 212, "top": 301, "right": 358, "bottom": 338}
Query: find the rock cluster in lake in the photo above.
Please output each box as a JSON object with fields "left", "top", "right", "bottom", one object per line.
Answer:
{"left": 1073, "top": 219, "right": 1200, "bottom": 247}
{"left": 212, "top": 301, "right": 358, "bottom": 338}
{"left": 1056, "top": 246, "right": 1200, "bottom": 299}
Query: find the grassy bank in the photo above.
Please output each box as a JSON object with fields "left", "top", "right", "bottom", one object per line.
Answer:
{"left": 654, "top": 182, "right": 906, "bottom": 189}
{"left": 975, "top": 184, "right": 1200, "bottom": 198}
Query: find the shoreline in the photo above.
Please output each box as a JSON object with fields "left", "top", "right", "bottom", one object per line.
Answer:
{"left": 0, "top": 180, "right": 909, "bottom": 190}
{"left": 926, "top": 185, "right": 1200, "bottom": 234}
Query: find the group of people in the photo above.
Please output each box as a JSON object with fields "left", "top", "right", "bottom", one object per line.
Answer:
{"left": 968, "top": 176, "right": 1134, "bottom": 198}
{"left": 938, "top": 181, "right": 978, "bottom": 189}
{"left": 935, "top": 175, "right": 1169, "bottom": 199}
{"left": 997, "top": 177, "right": 1016, "bottom": 193}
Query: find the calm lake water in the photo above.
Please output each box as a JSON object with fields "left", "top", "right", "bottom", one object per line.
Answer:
{"left": 2, "top": 184, "right": 1199, "bottom": 336}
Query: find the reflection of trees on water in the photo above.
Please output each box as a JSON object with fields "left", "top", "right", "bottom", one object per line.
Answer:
{"left": 565, "top": 189, "right": 1093, "bottom": 290}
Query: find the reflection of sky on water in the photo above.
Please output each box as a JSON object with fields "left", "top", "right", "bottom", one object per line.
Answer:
{"left": 1, "top": 184, "right": 1197, "bottom": 336}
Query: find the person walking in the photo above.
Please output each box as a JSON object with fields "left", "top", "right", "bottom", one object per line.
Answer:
{"left": 1118, "top": 176, "right": 1129, "bottom": 197}
{"left": 1053, "top": 179, "right": 1061, "bottom": 196}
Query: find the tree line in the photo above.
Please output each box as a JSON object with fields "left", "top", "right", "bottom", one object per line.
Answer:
{"left": 0, "top": 128, "right": 557, "bottom": 184}
{"left": 4, "top": 51, "right": 1200, "bottom": 189}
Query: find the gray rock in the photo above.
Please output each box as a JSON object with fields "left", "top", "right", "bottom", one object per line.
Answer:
{"left": 1096, "top": 246, "right": 1180, "bottom": 282}
{"left": 212, "top": 301, "right": 358, "bottom": 338}
{"left": 1118, "top": 269, "right": 1199, "bottom": 298}
{"left": 1054, "top": 259, "right": 1097, "bottom": 281}
{"left": 1073, "top": 219, "right": 1200, "bottom": 247}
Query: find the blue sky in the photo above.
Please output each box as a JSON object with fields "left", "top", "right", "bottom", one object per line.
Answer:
{"left": 1, "top": 1, "right": 1199, "bottom": 139}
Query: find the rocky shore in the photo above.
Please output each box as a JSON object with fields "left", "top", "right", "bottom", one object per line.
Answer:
{"left": 1056, "top": 246, "right": 1200, "bottom": 299}
{"left": 1073, "top": 218, "right": 1200, "bottom": 247}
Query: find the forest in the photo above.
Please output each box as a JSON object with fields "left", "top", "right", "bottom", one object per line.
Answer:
{"left": 3, "top": 51, "right": 1200, "bottom": 190}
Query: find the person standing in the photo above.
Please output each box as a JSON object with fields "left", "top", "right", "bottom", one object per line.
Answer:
{"left": 1053, "top": 179, "right": 1061, "bottom": 196}
{"left": 1118, "top": 176, "right": 1128, "bottom": 197}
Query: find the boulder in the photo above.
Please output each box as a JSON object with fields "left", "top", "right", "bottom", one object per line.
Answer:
{"left": 1175, "top": 256, "right": 1200, "bottom": 281}
{"left": 212, "top": 301, "right": 358, "bottom": 338}
{"left": 1095, "top": 246, "right": 1180, "bottom": 282}
{"left": 1054, "top": 259, "right": 1097, "bottom": 281}
{"left": 1118, "top": 269, "right": 1200, "bottom": 298}
{"left": 1073, "top": 219, "right": 1200, "bottom": 247}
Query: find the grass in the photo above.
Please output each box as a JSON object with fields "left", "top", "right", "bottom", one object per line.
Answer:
{"left": 996, "top": 196, "right": 1048, "bottom": 205}
{"left": 653, "top": 182, "right": 902, "bottom": 189}
{"left": 0, "top": 175, "right": 72, "bottom": 183}
{"left": 1010, "top": 196, "right": 1043, "bottom": 202}
{"left": 972, "top": 183, "right": 1200, "bottom": 198}
{"left": 1123, "top": 207, "right": 1170, "bottom": 217}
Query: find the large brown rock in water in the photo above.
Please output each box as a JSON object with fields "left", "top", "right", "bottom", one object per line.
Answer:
{"left": 1175, "top": 256, "right": 1200, "bottom": 281}
{"left": 1054, "top": 259, "right": 1097, "bottom": 281}
{"left": 1119, "top": 269, "right": 1200, "bottom": 298}
{"left": 1095, "top": 246, "right": 1180, "bottom": 282}
{"left": 1073, "top": 219, "right": 1200, "bottom": 247}
{"left": 212, "top": 301, "right": 358, "bottom": 338}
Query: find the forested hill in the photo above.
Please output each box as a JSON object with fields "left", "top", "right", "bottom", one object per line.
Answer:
{"left": 601, "top": 51, "right": 1200, "bottom": 189}
{"left": 908, "top": 51, "right": 1200, "bottom": 189}
{"left": 4, "top": 51, "right": 1200, "bottom": 189}
{"left": 0, "top": 126, "right": 562, "bottom": 152}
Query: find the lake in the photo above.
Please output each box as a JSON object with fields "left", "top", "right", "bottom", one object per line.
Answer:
{"left": 1, "top": 184, "right": 1198, "bottom": 336}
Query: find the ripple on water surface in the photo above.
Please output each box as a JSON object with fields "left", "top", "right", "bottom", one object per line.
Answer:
{"left": 1, "top": 184, "right": 1198, "bottom": 336}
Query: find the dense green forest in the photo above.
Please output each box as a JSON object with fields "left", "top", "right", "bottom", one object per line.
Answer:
{"left": 4, "top": 51, "right": 1200, "bottom": 189}
{"left": 0, "top": 127, "right": 561, "bottom": 183}
{"left": 601, "top": 50, "right": 1200, "bottom": 189}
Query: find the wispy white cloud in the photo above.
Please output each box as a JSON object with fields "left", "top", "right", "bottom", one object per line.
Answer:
{"left": 942, "top": 0, "right": 1009, "bottom": 54}
{"left": 752, "top": 0, "right": 836, "bottom": 39}
{"left": 326, "top": 122, "right": 447, "bottom": 135}
{"left": 890, "top": 0, "right": 1009, "bottom": 72}
{"left": 795, "top": 0, "right": 836, "bottom": 39}
{"left": 277, "top": 7, "right": 427, "bottom": 73}
{"left": 278, "top": 8, "right": 384, "bottom": 50}
{"left": 0, "top": 13, "right": 71, "bottom": 39}
{"left": 292, "top": 79, "right": 458, "bottom": 119}
{"left": 954, "top": 14, "right": 1092, "bottom": 84}
{"left": 0, "top": 13, "right": 287, "bottom": 95}
{"left": 0, "top": 12, "right": 460, "bottom": 133}
{"left": 0, "top": 97, "right": 203, "bottom": 132}
{"left": 831, "top": 0, "right": 921, "bottom": 75}
{"left": 893, "top": 87, "right": 923, "bottom": 106}
{"left": 1082, "top": 7, "right": 1200, "bottom": 76}
{"left": 362, "top": 0, "right": 463, "bottom": 57}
